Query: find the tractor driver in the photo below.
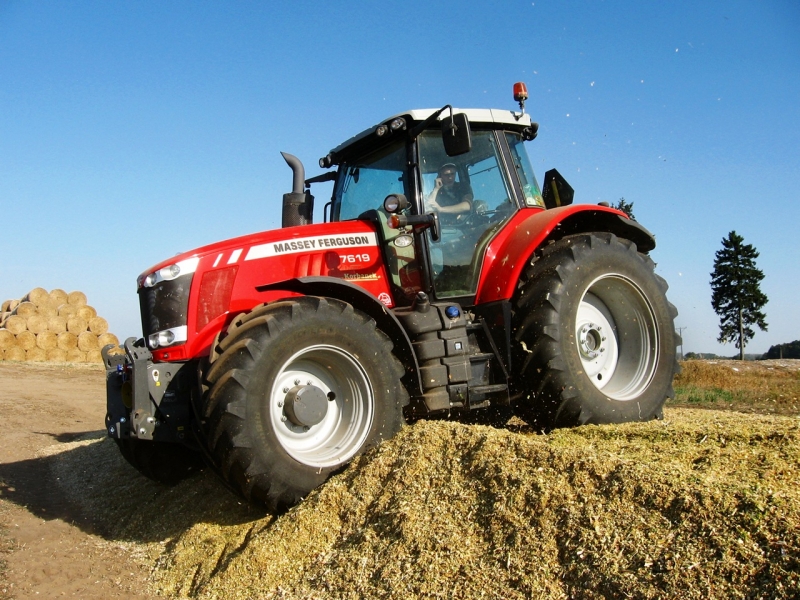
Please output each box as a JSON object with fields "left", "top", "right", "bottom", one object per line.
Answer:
{"left": 426, "top": 163, "right": 473, "bottom": 223}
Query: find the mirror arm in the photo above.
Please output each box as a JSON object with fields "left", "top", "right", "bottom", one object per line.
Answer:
{"left": 409, "top": 105, "right": 453, "bottom": 140}
{"left": 304, "top": 171, "right": 337, "bottom": 186}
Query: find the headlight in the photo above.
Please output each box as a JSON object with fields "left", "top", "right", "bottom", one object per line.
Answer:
{"left": 383, "top": 193, "right": 409, "bottom": 214}
{"left": 139, "top": 257, "right": 200, "bottom": 289}
{"left": 147, "top": 326, "right": 187, "bottom": 349}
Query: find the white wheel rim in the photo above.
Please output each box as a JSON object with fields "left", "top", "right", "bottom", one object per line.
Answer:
{"left": 269, "top": 345, "right": 374, "bottom": 468}
{"left": 576, "top": 275, "right": 659, "bottom": 401}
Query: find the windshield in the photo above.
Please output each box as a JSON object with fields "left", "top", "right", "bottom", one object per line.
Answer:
{"left": 505, "top": 132, "right": 544, "bottom": 208}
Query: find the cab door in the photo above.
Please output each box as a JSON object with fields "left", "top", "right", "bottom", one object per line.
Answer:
{"left": 416, "top": 130, "right": 520, "bottom": 300}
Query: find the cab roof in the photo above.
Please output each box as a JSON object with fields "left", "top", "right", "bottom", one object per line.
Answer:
{"left": 325, "top": 108, "right": 533, "bottom": 165}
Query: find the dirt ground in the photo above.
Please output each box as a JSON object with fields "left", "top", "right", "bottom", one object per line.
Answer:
{"left": 0, "top": 362, "right": 156, "bottom": 599}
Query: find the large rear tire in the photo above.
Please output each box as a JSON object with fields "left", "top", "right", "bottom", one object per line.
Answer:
{"left": 511, "top": 233, "right": 679, "bottom": 429}
{"left": 202, "top": 296, "right": 407, "bottom": 511}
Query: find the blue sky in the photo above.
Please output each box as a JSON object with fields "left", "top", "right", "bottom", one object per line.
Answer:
{"left": 1, "top": 0, "right": 798, "bottom": 356}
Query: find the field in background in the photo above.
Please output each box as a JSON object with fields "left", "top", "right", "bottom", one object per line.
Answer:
{"left": 671, "top": 359, "right": 800, "bottom": 416}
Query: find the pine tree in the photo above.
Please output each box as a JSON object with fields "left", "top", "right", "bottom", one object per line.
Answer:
{"left": 710, "top": 231, "right": 768, "bottom": 360}
{"left": 613, "top": 197, "right": 635, "bottom": 220}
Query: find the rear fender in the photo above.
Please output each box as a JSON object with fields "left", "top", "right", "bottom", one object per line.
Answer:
{"left": 475, "top": 206, "right": 656, "bottom": 304}
{"left": 256, "top": 277, "right": 422, "bottom": 395}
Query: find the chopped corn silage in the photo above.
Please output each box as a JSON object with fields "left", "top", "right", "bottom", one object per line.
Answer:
{"left": 142, "top": 408, "right": 799, "bottom": 600}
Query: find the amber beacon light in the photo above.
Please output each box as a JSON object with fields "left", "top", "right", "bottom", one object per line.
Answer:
{"left": 513, "top": 81, "right": 528, "bottom": 112}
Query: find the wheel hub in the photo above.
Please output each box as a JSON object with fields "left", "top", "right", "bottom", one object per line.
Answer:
{"left": 283, "top": 384, "right": 328, "bottom": 427}
{"left": 578, "top": 322, "right": 605, "bottom": 360}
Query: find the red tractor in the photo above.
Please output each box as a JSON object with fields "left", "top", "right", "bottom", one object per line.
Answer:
{"left": 104, "top": 86, "right": 678, "bottom": 510}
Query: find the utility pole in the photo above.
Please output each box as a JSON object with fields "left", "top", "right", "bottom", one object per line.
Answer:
{"left": 676, "top": 327, "right": 687, "bottom": 360}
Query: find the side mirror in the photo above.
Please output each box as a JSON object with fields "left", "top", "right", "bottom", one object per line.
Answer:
{"left": 441, "top": 113, "right": 472, "bottom": 157}
{"left": 541, "top": 168, "right": 574, "bottom": 209}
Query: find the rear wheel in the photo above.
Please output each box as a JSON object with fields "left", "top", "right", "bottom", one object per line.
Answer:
{"left": 202, "top": 296, "right": 407, "bottom": 511}
{"left": 511, "top": 233, "right": 679, "bottom": 429}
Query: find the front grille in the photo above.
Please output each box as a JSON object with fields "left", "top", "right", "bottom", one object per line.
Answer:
{"left": 138, "top": 274, "right": 192, "bottom": 338}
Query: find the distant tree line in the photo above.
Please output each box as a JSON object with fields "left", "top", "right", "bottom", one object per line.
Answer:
{"left": 682, "top": 342, "right": 799, "bottom": 361}
{"left": 683, "top": 352, "right": 762, "bottom": 361}
{"left": 763, "top": 340, "right": 800, "bottom": 359}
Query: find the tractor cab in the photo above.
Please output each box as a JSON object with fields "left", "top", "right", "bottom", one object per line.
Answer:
{"left": 325, "top": 107, "right": 545, "bottom": 306}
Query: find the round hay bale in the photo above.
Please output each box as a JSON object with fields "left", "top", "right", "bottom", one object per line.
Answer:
{"left": 27, "top": 287, "right": 51, "bottom": 307}
{"left": 97, "top": 332, "right": 120, "bottom": 349}
{"left": 16, "top": 331, "right": 36, "bottom": 351}
{"left": 37, "top": 302, "right": 58, "bottom": 318}
{"left": 46, "top": 348, "right": 68, "bottom": 362}
{"left": 26, "top": 314, "right": 49, "bottom": 335}
{"left": 77, "top": 305, "right": 97, "bottom": 321}
{"left": 4, "top": 315, "right": 27, "bottom": 335}
{"left": 4, "top": 346, "right": 25, "bottom": 362}
{"left": 0, "top": 329, "right": 15, "bottom": 350}
{"left": 77, "top": 331, "right": 99, "bottom": 352}
{"left": 0, "top": 348, "right": 3, "bottom": 361}
{"left": 1, "top": 300, "right": 9, "bottom": 312}
{"left": 88, "top": 316, "right": 108, "bottom": 335}
{"left": 14, "top": 301, "right": 37, "bottom": 318}
{"left": 36, "top": 331, "right": 58, "bottom": 351}
{"left": 66, "top": 316, "right": 88, "bottom": 334}
{"left": 57, "top": 331, "right": 78, "bottom": 351}
{"left": 67, "top": 291, "right": 87, "bottom": 306}
{"left": 47, "top": 316, "right": 67, "bottom": 334}
{"left": 0, "top": 311, "right": 9, "bottom": 326}
{"left": 7, "top": 300, "right": 19, "bottom": 312}
{"left": 49, "top": 289, "right": 68, "bottom": 306}
{"left": 26, "top": 347, "right": 46, "bottom": 362}
{"left": 86, "top": 349, "right": 103, "bottom": 363}
{"left": 66, "top": 348, "right": 86, "bottom": 363}
{"left": 58, "top": 304, "right": 78, "bottom": 318}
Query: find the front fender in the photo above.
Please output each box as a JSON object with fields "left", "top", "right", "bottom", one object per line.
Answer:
{"left": 475, "top": 206, "right": 656, "bottom": 305}
{"left": 256, "top": 277, "right": 422, "bottom": 395}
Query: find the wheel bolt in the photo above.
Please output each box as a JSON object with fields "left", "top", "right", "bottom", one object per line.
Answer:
{"left": 294, "top": 379, "right": 300, "bottom": 385}
{"left": 281, "top": 415, "right": 287, "bottom": 422}
{"left": 283, "top": 387, "right": 289, "bottom": 393}
{"left": 278, "top": 401, "right": 283, "bottom": 407}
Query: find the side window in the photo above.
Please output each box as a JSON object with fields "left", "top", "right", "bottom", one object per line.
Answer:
{"left": 333, "top": 141, "right": 406, "bottom": 221}
{"left": 505, "top": 132, "right": 544, "bottom": 208}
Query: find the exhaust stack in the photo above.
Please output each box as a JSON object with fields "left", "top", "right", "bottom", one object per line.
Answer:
{"left": 281, "top": 152, "right": 314, "bottom": 228}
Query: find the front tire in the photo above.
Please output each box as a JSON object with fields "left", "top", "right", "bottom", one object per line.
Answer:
{"left": 511, "top": 233, "right": 679, "bottom": 429}
{"left": 202, "top": 297, "right": 407, "bottom": 511}
{"left": 114, "top": 439, "right": 202, "bottom": 485}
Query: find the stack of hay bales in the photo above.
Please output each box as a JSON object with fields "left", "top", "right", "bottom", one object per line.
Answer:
{"left": 0, "top": 287, "right": 121, "bottom": 363}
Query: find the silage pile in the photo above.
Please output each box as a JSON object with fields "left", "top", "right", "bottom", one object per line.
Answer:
{"left": 149, "top": 408, "right": 799, "bottom": 599}
{"left": 0, "top": 287, "right": 119, "bottom": 363}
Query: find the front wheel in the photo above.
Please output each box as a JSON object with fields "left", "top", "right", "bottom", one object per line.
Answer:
{"left": 114, "top": 438, "right": 203, "bottom": 485}
{"left": 511, "top": 233, "right": 679, "bottom": 429}
{"left": 202, "top": 297, "right": 407, "bottom": 511}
